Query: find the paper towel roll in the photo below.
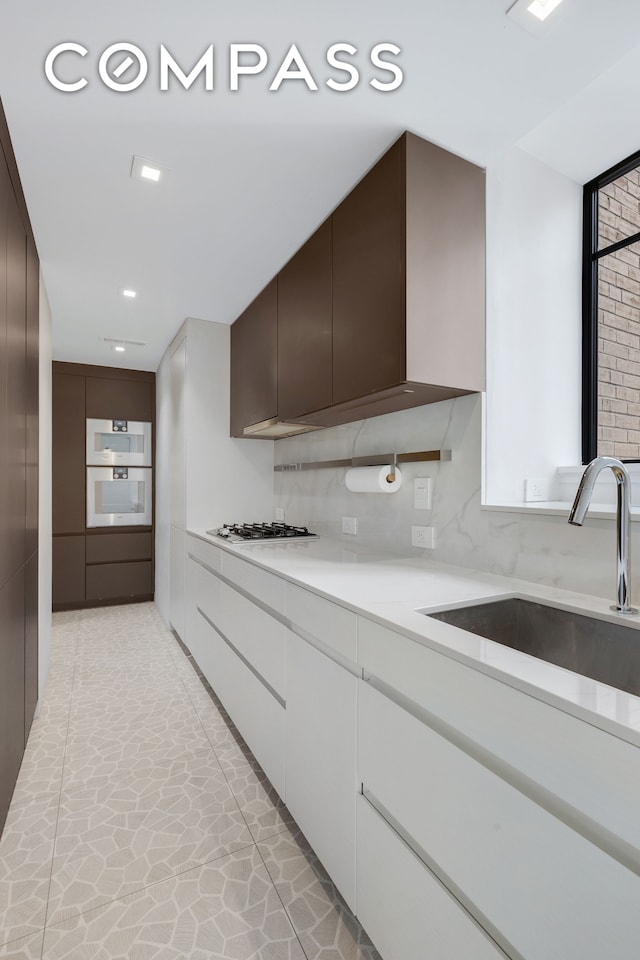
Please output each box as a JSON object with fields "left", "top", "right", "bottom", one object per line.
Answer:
{"left": 345, "top": 465, "right": 403, "bottom": 494}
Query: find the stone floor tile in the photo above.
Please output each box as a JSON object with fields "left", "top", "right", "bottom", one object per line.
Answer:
{"left": 0, "top": 932, "right": 43, "bottom": 959}
{"left": 47, "top": 751, "right": 253, "bottom": 924}
{"left": 0, "top": 798, "right": 57, "bottom": 945}
{"left": 258, "top": 825, "right": 381, "bottom": 960}
{"left": 42, "top": 847, "right": 305, "bottom": 960}
{"left": 220, "top": 755, "right": 296, "bottom": 844}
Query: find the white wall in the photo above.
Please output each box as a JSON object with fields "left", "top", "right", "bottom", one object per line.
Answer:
{"left": 155, "top": 318, "right": 274, "bottom": 629}
{"left": 38, "top": 273, "right": 52, "bottom": 698}
{"left": 484, "top": 147, "right": 583, "bottom": 505}
{"left": 184, "top": 318, "right": 274, "bottom": 533}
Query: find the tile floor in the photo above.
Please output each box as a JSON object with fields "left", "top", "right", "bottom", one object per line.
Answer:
{"left": 0, "top": 602, "right": 380, "bottom": 959}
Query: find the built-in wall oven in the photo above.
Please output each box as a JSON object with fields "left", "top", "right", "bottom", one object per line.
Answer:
{"left": 86, "top": 419, "right": 152, "bottom": 467}
{"left": 86, "top": 466, "right": 153, "bottom": 527}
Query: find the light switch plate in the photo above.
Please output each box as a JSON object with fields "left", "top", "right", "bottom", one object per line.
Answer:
{"left": 414, "top": 477, "right": 432, "bottom": 510}
{"left": 275, "top": 507, "right": 285, "bottom": 522}
{"left": 342, "top": 516, "right": 358, "bottom": 535}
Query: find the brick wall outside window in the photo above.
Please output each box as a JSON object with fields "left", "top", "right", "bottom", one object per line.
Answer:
{"left": 597, "top": 169, "right": 640, "bottom": 458}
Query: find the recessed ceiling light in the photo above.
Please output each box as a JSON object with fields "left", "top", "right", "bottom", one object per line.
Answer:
{"left": 527, "top": 0, "right": 563, "bottom": 20}
{"left": 506, "top": 0, "right": 564, "bottom": 31}
{"left": 131, "top": 154, "right": 170, "bottom": 184}
{"left": 121, "top": 289, "right": 137, "bottom": 299}
{"left": 140, "top": 164, "right": 161, "bottom": 182}
{"left": 102, "top": 336, "right": 147, "bottom": 351}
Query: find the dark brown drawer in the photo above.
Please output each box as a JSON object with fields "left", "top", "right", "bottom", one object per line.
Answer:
{"left": 85, "top": 561, "right": 153, "bottom": 601}
{"left": 52, "top": 536, "right": 85, "bottom": 605}
{"left": 86, "top": 532, "right": 152, "bottom": 564}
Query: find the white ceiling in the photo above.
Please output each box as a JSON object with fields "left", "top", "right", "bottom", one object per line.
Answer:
{"left": 1, "top": 0, "right": 640, "bottom": 370}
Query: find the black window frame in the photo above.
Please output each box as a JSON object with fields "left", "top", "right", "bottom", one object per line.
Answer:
{"left": 583, "top": 146, "right": 640, "bottom": 463}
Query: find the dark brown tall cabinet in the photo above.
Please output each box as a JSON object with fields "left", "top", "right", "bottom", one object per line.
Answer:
{"left": 0, "top": 101, "right": 39, "bottom": 831}
{"left": 52, "top": 363, "right": 155, "bottom": 611}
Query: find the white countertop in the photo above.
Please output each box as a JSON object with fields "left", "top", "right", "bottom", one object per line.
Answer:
{"left": 190, "top": 529, "right": 640, "bottom": 746}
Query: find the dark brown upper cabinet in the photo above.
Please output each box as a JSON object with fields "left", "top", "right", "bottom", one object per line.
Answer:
{"left": 277, "top": 219, "right": 333, "bottom": 421}
{"left": 230, "top": 279, "right": 278, "bottom": 438}
{"left": 298, "top": 132, "right": 485, "bottom": 428}
{"left": 230, "top": 131, "right": 485, "bottom": 437}
{"left": 86, "top": 375, "right": 154, "bottom": 422}
{"left": 332, "top": 139, "right": 405, "bottom": 406}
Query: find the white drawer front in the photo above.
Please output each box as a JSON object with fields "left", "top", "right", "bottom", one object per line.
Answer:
{"left": 186, "top": 534, "right": 223, "bottom": 573}
{"left": 196, "top": 608, "right": 285, "bottom": 797}
{"left": 222, "top": 553, "right": 286, "bottom": 614}
{"left": 285, "top": 630, "right": 357, "bottom": 910}
{"left": 184, "top": 581, "right": 221, "bottom": 684}
{"left": 357, "top": 796, "right": 505, "bottom": 960}
{"left": 187, "top": 554, "right": 223, "bottom": 631}
{"left": 217, "top": 583, "right": 285, "bottom": 699}
{"left": 358, "top": 616, "right": 640, "bottom": 854}
{"left": 286, "top": 583, "right": 357, "bottom": 661}
{"left": 358, "top": 682, "right": 640, "bottom": 960}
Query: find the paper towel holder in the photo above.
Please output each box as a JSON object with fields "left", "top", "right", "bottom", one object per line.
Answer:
{"left": 274, "top": 449, "right": 452, "bottom": 473}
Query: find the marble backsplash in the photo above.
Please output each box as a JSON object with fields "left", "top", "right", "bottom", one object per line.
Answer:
{"left": 274, "top": 393, "right": 627, "bottom": 601}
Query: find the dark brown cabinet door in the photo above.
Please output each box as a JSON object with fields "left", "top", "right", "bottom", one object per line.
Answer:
{"left": 278, "top": 219, "right": 332, "bottom": 420}
{"left": 52, "top": 373, "right": 86, "bottom": 535}
{"left": 0, "top": 101, "right": 40, "bottom": 833}
{"left": 332, "top": 137, "right": 406, "bottom": 405}
{"left": 86, "top": 376, "right": 154, "bottom": 422}
{"left": 5, "top": 175, "right": 27, "bottom": 579}
{"left": 52, "top": 536, "right": 86, "bottom": 607}
{"left": 0, "top": 162, "right": 8, "bottom": 591}
{"left": 0, "top": 567, "right": 25, "bottom": 831}
{"left": 24, "top": 551, "right": 38, "bottom": 743}
{"left": 230, "top": 279, "right": 277, "bottom": 437}
{"left": 25, "top": 237, "right": 39, "bottom": 561}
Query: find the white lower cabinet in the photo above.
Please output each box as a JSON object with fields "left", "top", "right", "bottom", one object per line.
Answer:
{"left": 217, "top": 583, "right": 285, "bottom": 698}
{"left": 180, "top": 540, "right": 640, "bottom": 960}
{"left": 196, "top": 606, "right": 285, "bottom": 795}
{"left": 356, "top": 796, "right": 505, "bottom": 960}
{"left": 285, "top": 630, "right": 357, "bottom": 911}
{"left": 286, "top": 583, "right": 358, "bottom": 661}
{"left": 169, "top": 526, "right": 186, "bottom": 639}
{"left": 184, "top": 555, "right": 222, "bottom": 667}
{"left": 183, "top": 551, "right": 285, "bottom": 796}
{"left": 358, "top": 681, "right": 640, "bottom": 960}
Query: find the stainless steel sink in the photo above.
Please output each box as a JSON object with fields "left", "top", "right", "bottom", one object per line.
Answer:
{"left": 426, "top": 598, "right": 640, "bottom": 697}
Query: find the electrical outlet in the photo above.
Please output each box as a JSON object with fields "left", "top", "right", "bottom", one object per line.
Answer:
{"left": 342, "top": 516, "right": 358, "bottom": 535}
{"left": 411, "top": 525, "right": 435, "bottom": 549}
{"left": 414, "top": 477, "right": 432, "bottom": 510}
{"left": 274, "top": 507, "right": 285, "bottom": 522}
{"left": 524, "top": 478, "right": 549, "bottom": 502}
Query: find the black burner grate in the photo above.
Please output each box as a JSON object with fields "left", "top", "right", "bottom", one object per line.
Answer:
{"left": 218, "top": 522, "right": 317, "bottom": 541}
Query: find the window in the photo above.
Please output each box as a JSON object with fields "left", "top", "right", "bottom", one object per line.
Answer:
{"left": 583, "top": 149, "right": 640, "bottom": 462}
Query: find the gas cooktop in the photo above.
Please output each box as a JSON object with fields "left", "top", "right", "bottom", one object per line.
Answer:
{"left": 209, "top": 522, "right": 318, "bottom": 543}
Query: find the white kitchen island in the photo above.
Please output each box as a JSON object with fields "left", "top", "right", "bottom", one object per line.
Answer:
{"left": 183, "top": 530, "right": 640, "bottom": 960}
